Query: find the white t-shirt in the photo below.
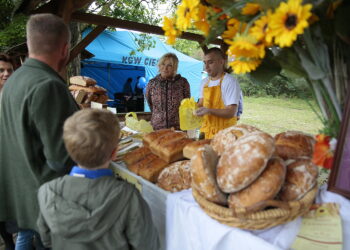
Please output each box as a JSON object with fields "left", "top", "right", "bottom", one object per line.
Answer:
{"left": 199, "top": 73, "right": 241, "bottom": 107}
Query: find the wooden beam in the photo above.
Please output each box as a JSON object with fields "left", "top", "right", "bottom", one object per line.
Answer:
{"left": 68, "top": 25, "right": 107, "bottom": 64}
{"left": 29, "top": 0, "right": 58, "bottom": 14}
{"left": 58, "top": 0, "right": 74, "bottom": 23}
{"left": 71, "top": 12, "right": 224, "bottom": 46}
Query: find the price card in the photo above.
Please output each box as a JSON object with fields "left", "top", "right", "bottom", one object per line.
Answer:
{"left": 91, "top": 101, "right": 103, "bottom": 109}
{"left": 291, "top": 203, "right": 342, "bottom": 250}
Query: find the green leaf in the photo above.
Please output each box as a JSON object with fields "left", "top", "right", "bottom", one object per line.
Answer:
{"left": 247, "top": 51, "right": 281, "bottom": 84}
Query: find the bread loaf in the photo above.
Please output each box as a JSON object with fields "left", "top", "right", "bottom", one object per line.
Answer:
{"left": 68, "top": 84, "right": 107, "bottom": 94}
{"left": 191, "top": 145, "right": 227, "bottom": 205}
{"left": 138, "top": 157, "right": 168, "bottom": 183}
{"left": 234, "top": 124, "right": 261, "bottom": 133}
{"left": 217, "top": 131, "right": 275, "bottom": 193}
{"left": 142, "top": 129, "right": 173, "bottom": 147}
{"left": 157, "top": 138, "right": 194, "bottom": 163}
{"left": 157, "top": 160, "right": 191, "bottom": 192}
{"left": 123, "top": 146, "right": 151, "bottom": 166}
{"left": 127, "top": 153, "right": 159, "bottom": 174}
{"left": 279, "top": 159, "right": 318, "bottom": 201}
{"left": 183, "top": 139, "right": 211, "bottom": 159}
{"left": 228, "top": 157, "right": 286, "bottom": 210}
{"left": 149, "top": 131, "right": 187, "bottom": 151}
{"left": 211, "top": 126, "right": 249, "bottom": 155}
{"left": 69, "top": 76, "right": 96, "bottom": 87}
{"left": 274, "top": 131, "right": 315, "bottom": 160}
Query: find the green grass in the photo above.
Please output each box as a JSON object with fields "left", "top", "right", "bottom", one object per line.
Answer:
{"left": 240, "top": 97, "right": 323, "bottom": 136}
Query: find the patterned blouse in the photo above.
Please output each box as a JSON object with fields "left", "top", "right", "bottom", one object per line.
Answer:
{"left": 145, "top": 74, "right": 190, "bottom": 130}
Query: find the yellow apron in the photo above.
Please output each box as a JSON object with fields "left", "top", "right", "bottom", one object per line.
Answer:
{"left": 200, "top": 74, "right": 237, "bottom": 139}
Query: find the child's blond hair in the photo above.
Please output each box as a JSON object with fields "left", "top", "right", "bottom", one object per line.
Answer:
{"left": 63, "top": 109, "right": 120, "bottom": 168}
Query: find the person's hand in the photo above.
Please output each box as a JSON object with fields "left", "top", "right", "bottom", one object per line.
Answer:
{"left": 195, "top": 107, "right": 210, "bottom": 116}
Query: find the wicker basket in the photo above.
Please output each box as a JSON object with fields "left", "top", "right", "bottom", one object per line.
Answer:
{"left": 192, "top": 186, "right": 318, "bottom": 230}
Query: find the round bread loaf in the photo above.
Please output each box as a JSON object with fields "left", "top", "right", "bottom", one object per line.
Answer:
{"left": 157, "top": 160, "right": 191, "bottom": 192}
{"left": 234, "top": 124, "right": 261, "bottom": 133}
{"left": 274, "top": 131, "right": 315, "bottom": 160}
{"left": 279, "top": 159, "right": 318, "bottom": 201}
{"left": 228, "top": 157, "right": 286, "bottom": 210}
{"left": 191, "top": 145, "right": 227, "bottom": 205}
{"left": 217, "top": 131, "right": 275, "bottom": 193}
{"left": 211, "top": 126, "right": 249, "bottom": 155}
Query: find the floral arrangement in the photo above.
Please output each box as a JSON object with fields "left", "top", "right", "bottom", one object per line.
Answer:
{"left": 162, "top": 0, "right": 350, "bottom": 138}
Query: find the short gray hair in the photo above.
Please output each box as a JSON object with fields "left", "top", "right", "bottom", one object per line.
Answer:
{"left": 27, "top": 14, "right": 71, "bottom": 55}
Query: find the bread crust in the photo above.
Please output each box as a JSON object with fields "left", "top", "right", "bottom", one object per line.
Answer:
{"left": 228, "top": 157, "right": 286, "bottom": 209}
{"left": 217, "top": 131, "right": 275, "bottom": 193}
{"left": 142, "top": 129, "right": 173, "bottom": 147}
{"left": 69, "top": 84, "right": 107, "bottom": 94}
{"left": 69, "top": 76, "right": 97, "bottom": 86}
{"left": 211, "top": 126, "right": 249, "bottom": 155}
{"left": 274, "top": 131, "right": 315, "bottom": 160}
{"left": 157, "top": 160, "right": 191, "bottom": 192}
{"left": 191, "top": 145, "right": 227, "bottom": 205}
{"left": 183, "top": 139, "right": 211, "bottom": 159}
{"left": 279, "top": 159, "right": 318, "bottom": 201}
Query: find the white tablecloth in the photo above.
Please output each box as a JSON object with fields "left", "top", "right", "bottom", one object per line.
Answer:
{"left": 166, "top": 185, "right": 350, "bottom": 250}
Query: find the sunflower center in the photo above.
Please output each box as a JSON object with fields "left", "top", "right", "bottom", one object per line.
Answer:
{"left": 184, "top": 7, "right": 190, "bottom": 17}
{"left": 285, "top": 14, "right": 297, "bottom": 30}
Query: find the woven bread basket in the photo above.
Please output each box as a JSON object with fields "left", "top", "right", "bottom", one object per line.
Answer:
{"left": 192, "top": 185, "right": 318, "bottom": 230}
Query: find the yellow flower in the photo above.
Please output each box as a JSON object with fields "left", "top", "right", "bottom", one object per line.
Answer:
{"left": 229, "top": 57, "right": 262, "bottom": 74}
{"left": 162, "top": 16, "right": 180, "bottom": 45}
{"left": 267, "top": 0, "right": 312, "bottom": 47}
{"left": 222, "top": 18, "right": 246, "bottom": 39}
{"left": 176, "top": 0, "right": 200, "bottom": 31}
{"left": 194, "top": 4, "right": 210, "bottom": 36}
{"left": 226, "top": 34, "right": 262, "bottom": 58}
{"left": 242, "top": 3, "right": 261, "bottom": 15}
{"left": 250, "top": 13, "right": 272, "bottom": 46}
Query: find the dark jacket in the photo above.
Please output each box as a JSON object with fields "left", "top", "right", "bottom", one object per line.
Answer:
{"left": 145, "top": 74, "right": 190, "bottom": 130}
{"left": 0, "top": 58, "right": 79, "bottom": 230}
{"left": 37, "top": 175, "right": 160, "bottom": 250}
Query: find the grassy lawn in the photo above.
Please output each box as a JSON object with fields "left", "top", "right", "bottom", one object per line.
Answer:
{"left": 240, "top": 97, "right": 323, "bottom": 136}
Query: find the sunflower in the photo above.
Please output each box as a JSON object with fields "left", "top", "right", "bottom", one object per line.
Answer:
{"left": 226, "top": 34, "right": 262, "bottom": 58}
{"left": 249, "top": 13, "right": 272, "bottom": 46}
{"left": 162, "top": 16, "right": 180, "bottom": 45}
{"left": 267, "top": 0, "right": 312, "bottom": 47}
{"left": 176, "top": 0, "right": 200, "bottom": 31}
{"left": 229, "top": 57, "right": 262, "bottom": 74}
{"left": 194, "top": 4, "right": 210, "bottom": 36}
{"left": 222, "top": 18, "right": 246, "bottom": 39}
{"left": 241, "top": 3, "right": 261, "bottom": 15}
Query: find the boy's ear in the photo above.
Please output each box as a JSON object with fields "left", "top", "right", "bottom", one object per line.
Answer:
{"left": 111, "top": 147, "right": 118, "bottom": 161}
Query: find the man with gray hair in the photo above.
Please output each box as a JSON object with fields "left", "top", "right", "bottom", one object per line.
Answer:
{"left": 0, "top": 13, "right": 79, "bottom": 249}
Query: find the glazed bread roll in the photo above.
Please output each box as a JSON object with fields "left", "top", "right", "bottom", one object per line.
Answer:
{"left": 156, "top": 137, "right": 194, "bottom": 163}
{"left": 183, "top": 139, "right": 211, "bottom": 159}
{"left": 191, "top": 145, "right": 227, "bottom": 205}
{"left": 279, "top": 159, "right": 318, "bottom": 201}
{"left": 217, "top": 131, "right": 275, "bottom": 193}
{"left": 228, "top": 157, "right": 286, "bottom": 210}
{"left": 123, "top": 146, "right": 151, "bottom": 166}
{"left": 157, "top": 160, "right": 191, "bottom": 192}
{"left": 211, "top": 126, "right": 249, "bottom": 155}
{"left": 142, "top": 129, "right": 173, "bottom": 147}
{"left": 69, "top": 76, "right": 97, "bottom": 87}
{"left": 274, "top": 131, "right": 315, "bottom": 160}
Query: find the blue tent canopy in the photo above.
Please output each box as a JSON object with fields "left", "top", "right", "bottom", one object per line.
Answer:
{"left": 81, "top": 29, "right": 204, "bottom": 111}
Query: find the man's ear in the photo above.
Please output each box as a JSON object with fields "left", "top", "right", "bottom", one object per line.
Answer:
{"left": 111, "top": 147, "right": 118, "bottom": 161}
{"left": 61, "top": 42, "right": 69, "bottom": 59}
